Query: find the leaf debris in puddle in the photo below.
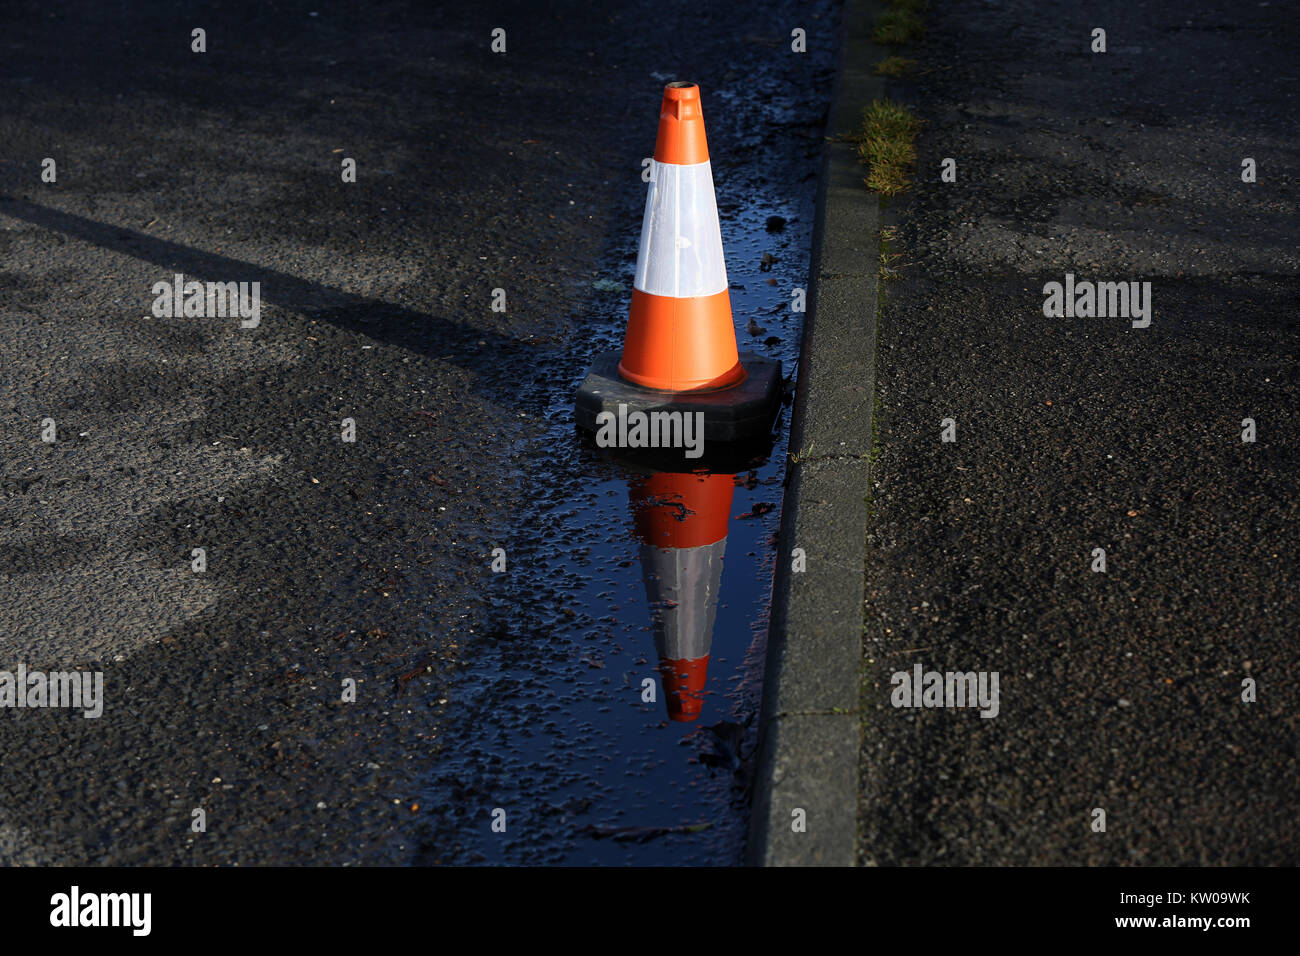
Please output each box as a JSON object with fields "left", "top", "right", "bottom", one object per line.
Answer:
{"left": 579, "top": 821, "right": 714, "bottom": 842}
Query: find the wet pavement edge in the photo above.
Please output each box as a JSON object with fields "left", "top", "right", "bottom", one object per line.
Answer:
{"left": 747, "top": 0, "right": 883, "bottom": 867}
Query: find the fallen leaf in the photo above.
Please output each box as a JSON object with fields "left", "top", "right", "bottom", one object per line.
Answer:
{"left": 578, "top": 822, "right": 713, "bottom": 842}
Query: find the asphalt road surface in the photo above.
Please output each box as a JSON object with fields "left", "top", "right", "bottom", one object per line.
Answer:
{"left": 3, "top": 0, "right": 1292, "bottom": 868}
{"left": 0, "top": 0, "right": 833, "bottom": 863}
{"left": 861, "top": 0, "right": 1298, "bottom": 864}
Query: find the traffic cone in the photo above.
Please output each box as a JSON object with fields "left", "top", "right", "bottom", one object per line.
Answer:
{"left": 620, "top": 82, "right": 742, "bottom": 392}
{"left": 576, "top": 82, "right": 783, "bottom": 448}
{"left": 630, "top": 469, "right": 734, "bottom": 722}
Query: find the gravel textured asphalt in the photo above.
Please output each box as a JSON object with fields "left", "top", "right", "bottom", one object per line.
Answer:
{"left": 0, "top": 0, "right": 833, "bottom": 864}
{"left": 3, "top": 0, "right": 1291, "bottom": 869}
{"left": 860, "top": 0, "right": 1298, "bottom": 865}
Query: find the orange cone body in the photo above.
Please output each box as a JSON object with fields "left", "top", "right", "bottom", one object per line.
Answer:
{"left": 618, "top": 83, "right": 744, "bottom": 393}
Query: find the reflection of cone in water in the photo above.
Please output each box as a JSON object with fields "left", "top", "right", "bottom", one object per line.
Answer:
{"left": 630, "top": 471, "right": 733, "bottom": 722}
{"left": 575, "top": 82, "right": 783, "bottom": 444}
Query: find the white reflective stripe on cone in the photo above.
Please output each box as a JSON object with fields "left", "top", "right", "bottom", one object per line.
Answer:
{"left": 640, "top": 538, "right": 726, "bottom": 662}
{"left": 634, "top": 160, "right": 728, "bottom": 299}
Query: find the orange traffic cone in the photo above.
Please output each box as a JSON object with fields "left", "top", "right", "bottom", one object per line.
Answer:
{"left": 576, "top": 82, "right": 782, "bottom": 448}
{"left": 620, "top": 82, "right": 743, "bottom": 392}
{"left": 630, "top": 469, "right": 734, "bottom": 722}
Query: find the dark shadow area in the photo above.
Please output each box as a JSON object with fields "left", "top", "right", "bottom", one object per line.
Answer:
{"left": 0, "top": 194, "right": 544, "bottom": 405}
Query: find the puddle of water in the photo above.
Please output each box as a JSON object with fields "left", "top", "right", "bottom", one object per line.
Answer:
{"left": 420, "top": 456, "right": 782, "bottom": 865}
{"left": 416, "top": 59, "right": 830, "bottom": 865}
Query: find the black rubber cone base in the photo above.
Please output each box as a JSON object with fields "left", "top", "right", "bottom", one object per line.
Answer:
{"left": 575, "top": 350, "right": 783, "bottom": 445}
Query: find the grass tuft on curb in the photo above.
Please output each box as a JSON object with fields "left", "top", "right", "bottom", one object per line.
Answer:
{"left": 879, "top": 225, "right": 903, "bottom": 279}
{"left": 872, "top": 0, "right": 926, "bottom": 45}
{"left": 852, "top": 99, "right": 920, "bottom": 196}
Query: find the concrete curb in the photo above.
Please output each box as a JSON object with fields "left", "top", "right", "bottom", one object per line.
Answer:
{"left": 746, "top": 0, "right": 885, "bottom": 867}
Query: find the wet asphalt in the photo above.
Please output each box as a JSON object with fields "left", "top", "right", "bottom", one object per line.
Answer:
{"left": 861, "top": 0, "right": 1298, "bottom": 863}
{"left": 0, "top": 1, "right": 833, "bottom": 863}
